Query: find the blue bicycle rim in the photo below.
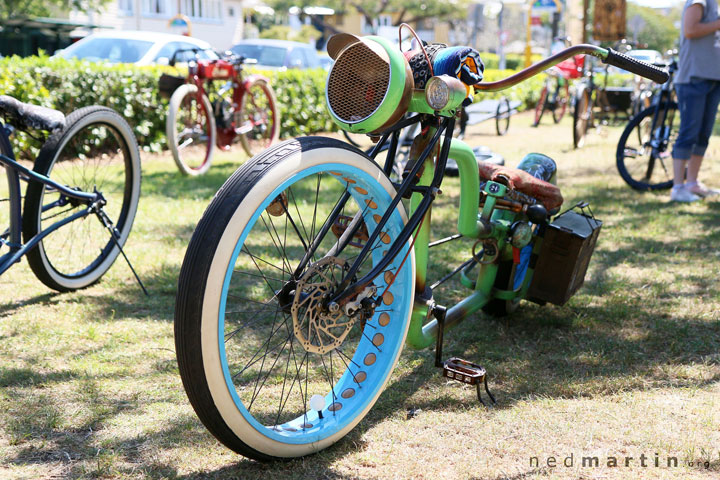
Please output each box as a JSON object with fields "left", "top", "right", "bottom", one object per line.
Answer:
{"left": 217, "top": 162, "right": 413, "bottom": 445}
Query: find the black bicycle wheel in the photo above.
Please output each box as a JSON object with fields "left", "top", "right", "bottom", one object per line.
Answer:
{"left": 23, "top": 106, "right": 141, "bottom": 291}
{"left": 175, "top": 137, "right": 414, "bottom": 460}
{"left": 616, "top": 103, "right": 678, "bottom": 191}
{"left": 495, "top": 97, "right": 511, "bottom": 136}
{"left": 573, "top": 88, "right": 592, "bottom": 149}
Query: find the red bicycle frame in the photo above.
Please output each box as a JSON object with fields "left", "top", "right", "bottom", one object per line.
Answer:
{"left": 186, "top": 57, "right": 272, "bottom": 150}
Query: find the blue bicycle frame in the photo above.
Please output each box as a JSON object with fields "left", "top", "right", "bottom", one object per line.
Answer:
{"left": 0, "top": 122, "right": 101, "bottom": 276}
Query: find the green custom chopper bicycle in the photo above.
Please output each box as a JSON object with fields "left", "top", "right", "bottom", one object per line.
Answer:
{"left": 174, "top": 29, "right": 669, "bottom": 460}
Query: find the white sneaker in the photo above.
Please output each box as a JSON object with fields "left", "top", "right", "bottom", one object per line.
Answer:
{"left": 670, "top": 185, "right": 701, "bottom": 203}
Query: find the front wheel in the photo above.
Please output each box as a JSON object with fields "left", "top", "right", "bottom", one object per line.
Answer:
{"left": 616, "top": 103, "right": 678, "bottom": 191}
{"left": 533, "top": 85, "right": 549, "bottom": 127}
{"left": 237, "top": 78, "right": 280, "bottom": 157}
{"left": 175, "top": 137, "right": 415, "bottom": 460}
{"left": 552, "top": 82, "right": 570, "bottom": 124}
{"left": 167, "top": 84, "right": 216, "bottom": 176}
{"left": 23, "top": 106, "right": 141, "bottom": 291}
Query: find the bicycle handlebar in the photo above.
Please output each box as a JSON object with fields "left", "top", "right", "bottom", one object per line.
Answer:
{"left": 603, "top": 48, "right": 669, "bottom": 83}
{"left": 475, "top": 45, "right": 669, "bottom": 93}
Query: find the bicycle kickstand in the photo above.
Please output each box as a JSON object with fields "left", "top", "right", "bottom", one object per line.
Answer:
{"left": 96, "top": 208, "right": 149, "bottom": 296}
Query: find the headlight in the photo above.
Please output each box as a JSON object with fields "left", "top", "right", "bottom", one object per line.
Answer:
{"left": 425, "top": 75, "right": 468, "bottom": 113}
{"left": 425, "top": 76, "right": 450, "bottom": 110}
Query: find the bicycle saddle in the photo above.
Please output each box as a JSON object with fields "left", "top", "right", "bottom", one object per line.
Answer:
{"left": 0, "top": 95, "right": 65, "bottom": 132}
{"left": 478, "top": 153, "right": 563, "bottom": 210}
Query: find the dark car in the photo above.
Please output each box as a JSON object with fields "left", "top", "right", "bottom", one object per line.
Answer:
{"left": 230, "top": 39, "right": 322, "bottom": 70}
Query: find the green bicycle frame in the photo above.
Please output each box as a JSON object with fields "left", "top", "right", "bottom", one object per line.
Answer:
{"left": 397, "top": 44, "right": 656, "bottom": 349}
{"left": 401, "top": 130, "right": 542, "bottom": 349}
{"left": 337, "top": 42, "right": 668, "bottom": 350}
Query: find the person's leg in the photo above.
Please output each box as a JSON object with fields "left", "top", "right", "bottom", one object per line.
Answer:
{"left": 671, "top": 81, "right": 710, "bottom": 201}
{"left": 686, "top": 154, "right": 704, "bottom": 184}
{"left": 673, "top": 156, "right": 689, "bottom": 187}
{"left": 686, "top": 80, "right": 720, "bottom": 196}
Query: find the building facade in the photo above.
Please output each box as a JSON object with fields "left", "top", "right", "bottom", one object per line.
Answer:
{"left": 70, "top": 0, "right": 245, "bottom": 50}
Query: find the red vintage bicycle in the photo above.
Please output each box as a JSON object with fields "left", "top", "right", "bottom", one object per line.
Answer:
{"left": 163, "top": 49, "right": 280, "bottom": 176}
{"left": 533, "top": 53, "right": 584, "bottom": 127}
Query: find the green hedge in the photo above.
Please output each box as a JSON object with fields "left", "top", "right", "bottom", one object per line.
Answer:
{"left": 0, "top": 55, "right": 170, "bottom": 158}
{"left": 1, "top": 54, "right": 544, "bottom": 159}
{"left": 481, "top": 52, "right": 544, "bottom": 70}
{"left": 0, "top": 55, "right": 335, "bottom": 158}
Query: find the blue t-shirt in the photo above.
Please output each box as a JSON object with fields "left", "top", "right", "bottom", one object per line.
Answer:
{"left": 677, "top": 0, "right": 720, "bottom": 83}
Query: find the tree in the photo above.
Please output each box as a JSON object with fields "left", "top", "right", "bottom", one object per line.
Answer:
{"left": 260, "top": 24, "right": 323, "bottom": 43}
{"left": 0, "top": 0, "right": 107, "bottom": 21}
{"left": 625, "top": 3, "right": 681, "bottom": 51}
{"left": 267, "top": 0, "right": 469, "bottom": 35}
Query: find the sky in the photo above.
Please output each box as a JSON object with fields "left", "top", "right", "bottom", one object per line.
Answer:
{"left": 629, "top": 0, "right": 683, "bottom": 8}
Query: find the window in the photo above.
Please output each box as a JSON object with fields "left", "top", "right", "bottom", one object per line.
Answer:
{"left": 155, "top": 42, "right": 217, "bottom": 63}
{"left": 60, "top": 38, "right": 154, "bottom": 64}
{"left": 180, "top": 0, "right": 222, "bottom": 20}
{"left": 300, "top": 47, "right": 320, "bottom": 68}
{"left": 377, "top": 15, "right": 392, "bottom": 27}
{"left": 287, "top": 48, "right": 305, "bottom": 68}
{"left": 179, "top": 42, "right": 215, "bottom": 60}
{"left": 362, "top": 15, "right": 393, "bottom": 34}
{"left": 118, "top": 0, "right": 133, "bottom": 15}
{"left": 154, "top": 42, "right": 181, "bottom": 62}
{"left": 230, "top": 44, "right": 287, "bottom": 67}
{"left": 361, "top": 17, "right": 374, "bottom": 34}
{"left": 142, "top": 0, "right": 170, "bottom": 15}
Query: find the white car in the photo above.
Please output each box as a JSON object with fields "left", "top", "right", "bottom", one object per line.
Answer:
{"left": 54, "top": 31, "right": 218, "bottom": 66}
{"left": 627, "top": 49, "right": 664, "bottom": 65}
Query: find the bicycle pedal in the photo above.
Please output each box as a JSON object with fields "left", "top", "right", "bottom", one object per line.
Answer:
{"left": 441, "top": 357, "right": 497, "bottom": 406}
{"left": 442, "top": 357, "right": 486, "bottom": 385}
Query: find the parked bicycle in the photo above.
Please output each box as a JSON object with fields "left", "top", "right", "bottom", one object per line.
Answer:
{"left": 0, "top": 97, "right": 142, "bottom": 291}
{"left": 173, "top": 31, "right": 667, "bottom": 460}
{"left": 162, "top": 48, "right": 280, "bottom": 176}
{"left": 573, "top": 41, "right": 636, "bottom": 148}
{"left": 616, "top": 59, "right": 678, "bottom": 191}
{"left": 533, "top": 52, "right": 584, "bottom": 126}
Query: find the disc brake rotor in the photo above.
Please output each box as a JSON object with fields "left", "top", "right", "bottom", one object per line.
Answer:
{"left": 291, "top": 256, "right": 355, "bottom": 354}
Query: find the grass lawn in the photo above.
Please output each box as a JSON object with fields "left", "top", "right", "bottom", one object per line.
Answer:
{"left": 1, "top": 111, "right": 719, "bottom": 479}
